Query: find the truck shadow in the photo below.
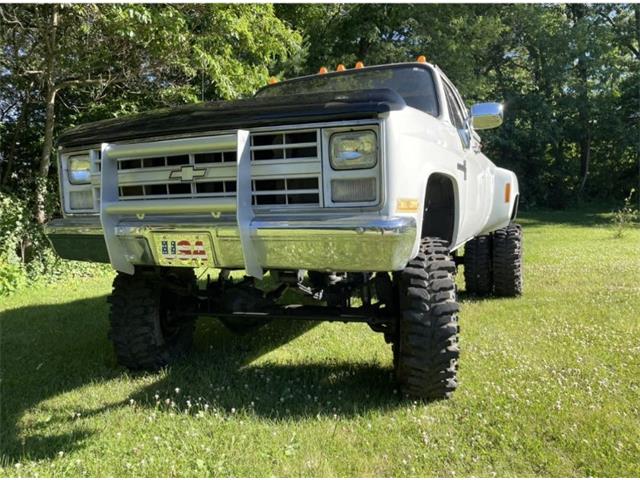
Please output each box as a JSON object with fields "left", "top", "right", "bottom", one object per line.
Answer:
{"left": 125, "top": 318, "right": 399, "bottom": 421}
{"left": 0, "top": 293, "right": 400, "bottom": 464}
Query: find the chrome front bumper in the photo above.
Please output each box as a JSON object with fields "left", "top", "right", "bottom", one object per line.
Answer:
{"left": 45, "top": 214, "right": 416, "bottom": 272}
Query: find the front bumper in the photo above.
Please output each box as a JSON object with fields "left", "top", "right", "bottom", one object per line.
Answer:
{"left": 45, "top": 214, "right": 416, "bottom": 272}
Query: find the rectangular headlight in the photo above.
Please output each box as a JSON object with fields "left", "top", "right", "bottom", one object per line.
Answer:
{"left": 331, "top": 178, "right": 377, "bottom": 203}
{"left": 330, "top": 131, "right": 377, "bottom": 170}
{"left": 67, "top": 155, "right": 91, "bottom": 185}
{"left": 69, "top": 190, "right": 94, "bottom": 210}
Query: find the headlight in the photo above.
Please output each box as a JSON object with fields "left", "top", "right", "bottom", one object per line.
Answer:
{"left": 67, "top": 155, "right": 91, "bottom": 184}
{"left": 330, "top": 131, "right": 377, "bottom": 170}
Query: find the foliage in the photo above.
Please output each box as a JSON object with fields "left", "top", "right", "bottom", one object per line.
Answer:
{"left": 0, "top": 4, "right": 638, "bottom": 286}
{"left": 1, "top": 211, "right": 639, "bottom": 476}
{"left": 277, "top": 4, "right": 640, "bottom": 209}
{"left": 611, "top": 188, "right": 638, "bottom": 238}
{"left": 0, "top": 190, "right": 111, "bottom": 295}
{"left": 0, "top": 258, "right": 25, "bottom": 296}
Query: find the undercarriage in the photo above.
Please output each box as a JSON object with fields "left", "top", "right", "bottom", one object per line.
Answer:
{"left": 171, "top": 267, "right": 398, "bottom": 339}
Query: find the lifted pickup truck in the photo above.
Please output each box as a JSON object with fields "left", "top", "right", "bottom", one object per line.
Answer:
{"left": 46, "top": 59, "right": 522, "bottom": 401}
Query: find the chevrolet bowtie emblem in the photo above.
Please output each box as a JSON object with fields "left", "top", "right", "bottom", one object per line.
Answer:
{"left": 170, "top": 165, "right": 206, "bottom": 182}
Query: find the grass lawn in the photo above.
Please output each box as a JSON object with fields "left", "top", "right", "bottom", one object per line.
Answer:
{"left": 1, "top": 209, "right": 639, "bottom": 477}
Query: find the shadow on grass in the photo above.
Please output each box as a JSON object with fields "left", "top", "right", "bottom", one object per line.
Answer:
{"left": 0, "top": 294, "right": 401, "bottom": 464}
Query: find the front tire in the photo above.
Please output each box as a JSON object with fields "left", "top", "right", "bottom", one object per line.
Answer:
{"left": 393, "top": 238, "right": 460, "bottom": 401}
{"left": 492, "top": 223, "right": 523, "bottom": 297}
{"left": 108, "top": 268, "right": 197, "bottom": 370}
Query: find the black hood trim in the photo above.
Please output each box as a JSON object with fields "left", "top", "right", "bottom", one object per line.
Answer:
{"left": 58, "top": 88, "right": 405, "bottom": 148}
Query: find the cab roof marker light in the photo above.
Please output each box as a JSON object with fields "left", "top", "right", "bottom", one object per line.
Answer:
{"left": 336, "top": 64, "right": 346, "bottom": 72}
{"left": 417, "top": 55, "right": 427, "bottom": 63}
{"left": 318, "top": 66, "right": 328, "bottom": 74}
{"left": 355, "top": 61, "right": 364, "bottom": 69}
{"left": 268, "top": 76, "right": 278, "bottom": 85}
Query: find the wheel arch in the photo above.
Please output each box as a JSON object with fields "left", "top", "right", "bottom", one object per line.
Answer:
{"left": 420, "top": 172, "right": 460, "bottom": 247}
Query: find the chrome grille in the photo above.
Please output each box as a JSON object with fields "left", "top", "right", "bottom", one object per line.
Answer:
{"left": 115, "top": 129, "right": 321, "bottom": 207}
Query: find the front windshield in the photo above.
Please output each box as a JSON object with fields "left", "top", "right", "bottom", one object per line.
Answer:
{"left": 256, "top": 65, "right": 439, "bottom": 117}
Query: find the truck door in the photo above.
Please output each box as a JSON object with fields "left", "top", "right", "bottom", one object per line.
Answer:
{"left": 442, "top": 80, "right": 491, "bottom": 239}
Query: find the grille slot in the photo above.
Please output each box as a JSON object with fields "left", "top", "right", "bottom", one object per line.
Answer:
{"left": 116, "top": 129, "right": 321, "bottom": 207}
{"left": 252, "top": 177, "right": 320, "bottom": 206}
{"left": 251, "top": 130, "right": 319, "bottom": 162}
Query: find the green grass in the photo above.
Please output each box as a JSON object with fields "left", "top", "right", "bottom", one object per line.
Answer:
{"left": 1, "top": 210, "right": 639, "bottom": 477}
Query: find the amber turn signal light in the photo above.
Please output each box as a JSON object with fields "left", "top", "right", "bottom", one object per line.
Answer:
{"left": 397, "top": 198, "right": 419, "bottom": 213}
{"left": 505, "top": 182, "right": 511, "bottom": 203}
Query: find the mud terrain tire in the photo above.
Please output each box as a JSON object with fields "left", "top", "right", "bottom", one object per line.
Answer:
{"left": 394, "top": 238, "right": 460, "bottom": 400}
{"left": 108, "top": 269, "right": 197, "bottom": 370}
{"left": 464, "top": 235, "right": 492, "bottom": 296}
{"left": 492, "top": 223, "right": 523, "bottom": 297}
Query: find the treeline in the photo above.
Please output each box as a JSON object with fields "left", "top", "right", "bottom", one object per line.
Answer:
{"left": 1, "top": 3, "right": 638, "bottom": 218}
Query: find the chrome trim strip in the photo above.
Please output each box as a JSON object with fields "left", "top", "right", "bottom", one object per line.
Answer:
{"left": 103, "top": 198, "right": 236, "bottom": 215}
{"left": 45, "top": 215, "right": 414, "bottom": 236}
{"left": 110, "top": 134, "right": 236, "bottom": 159}
{"left": 251, "top": 216, "right": 413, "bottom": 231}
{"left": 44, "top": 218, "right": 103, "bottom": 235}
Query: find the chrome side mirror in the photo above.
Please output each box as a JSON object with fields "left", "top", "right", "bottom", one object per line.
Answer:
{"left": 470, "top": 102, "right": 503, "bottom": 130}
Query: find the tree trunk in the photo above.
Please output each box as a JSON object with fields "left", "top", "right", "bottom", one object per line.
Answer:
{"left": 571, "top": 4, "right": 591, "bottom": 201}
{"left": 35, "top": 4, "right": 58, "bottom": 225}
{"left": 577, "top": 131, "right": 591, "bottom": 198}
{"left": 635, "top": 5, "right": 640, "bottom": 60}
{"left": 575, "top": 48, "right": 591, "bottom": 199}
{"left": 633, "top": 3, "right": 640, "bottom": 210}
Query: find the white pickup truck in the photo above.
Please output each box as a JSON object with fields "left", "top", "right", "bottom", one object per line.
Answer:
{"left": 46, "top": 60, "right": 522, "bottom": 400}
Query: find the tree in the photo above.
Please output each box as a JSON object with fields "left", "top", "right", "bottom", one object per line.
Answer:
{"left": 0, "top": 4, "right": 299, "bottom": 223}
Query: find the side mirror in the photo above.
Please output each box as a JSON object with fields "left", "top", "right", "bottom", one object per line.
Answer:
{"left": 470, "top": 102, "right": 503, "bottom": 130}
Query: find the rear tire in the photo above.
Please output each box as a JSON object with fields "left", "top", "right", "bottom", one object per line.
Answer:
{"left": 108, "top": 268, "right": 197, "bottom": 370}
{"left": 393, "top": 237, "right": 460, "bottom": 401}
{"left": 464, "top": 235, "right": 492, "bottom": 296}
{"left": 492, "top": 223, "right": 523, "bottom": 297}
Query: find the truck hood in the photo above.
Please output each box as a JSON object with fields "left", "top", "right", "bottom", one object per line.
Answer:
{"left": 57, "top": 88, "right": 405, "bottom": 148}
